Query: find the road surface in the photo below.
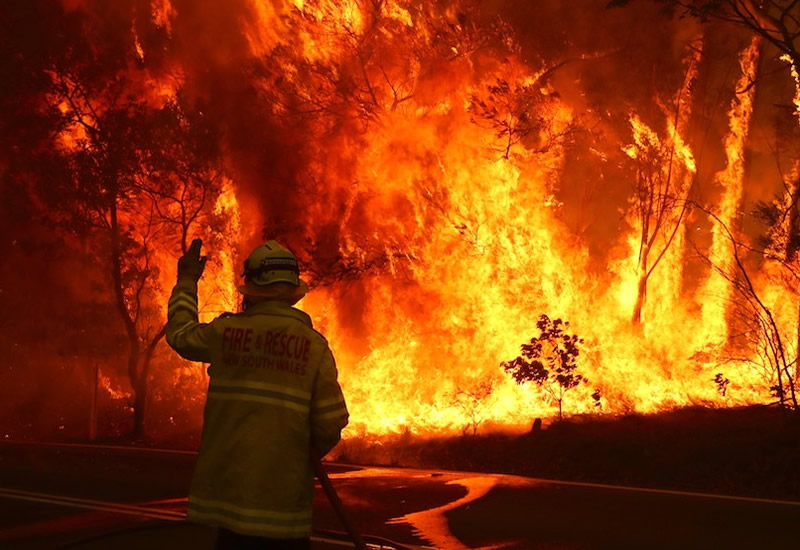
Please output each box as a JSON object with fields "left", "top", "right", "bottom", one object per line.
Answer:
{"left": 0, "top": 441, "right": 798, "bottom": 549}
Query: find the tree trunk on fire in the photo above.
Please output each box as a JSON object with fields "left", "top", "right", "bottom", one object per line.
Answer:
{"left": 131, "top": 362, "right": 146, "bottom": 436}
{"left": 783, "top": 175, "right": 800, "bottom": 402}
{"left": 133, "top": 324, "right": 168, "bottom": 436}
{"left": 632, "top": 245, "right": 649, "bottom": 325}
{"left": 109, "top": 201, "right": 148, "bottom": 438}
{"left": 793, "top": 260, "right": 800, "bottom": 396}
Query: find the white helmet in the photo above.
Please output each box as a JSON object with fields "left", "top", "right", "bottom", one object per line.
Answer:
{"left": 238, "top": 240, "right": 309, "bottom": 301}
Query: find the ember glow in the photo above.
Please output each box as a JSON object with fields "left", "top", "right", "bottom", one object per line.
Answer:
{"left": 3, "top": 0, "right": 800, "bottom": 439}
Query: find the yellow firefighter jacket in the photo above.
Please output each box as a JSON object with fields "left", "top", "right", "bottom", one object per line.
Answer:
{"left": 165, "top": 278, "right": 349, "bottom": 538}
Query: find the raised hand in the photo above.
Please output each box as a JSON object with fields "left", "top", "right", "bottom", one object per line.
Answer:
{"left": 177, "top": 238, "right": 208, "bottom": 282}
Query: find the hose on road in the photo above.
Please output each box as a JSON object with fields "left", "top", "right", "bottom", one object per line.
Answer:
{"left": 314, "top": 459, "right": 368, "bottom": 550}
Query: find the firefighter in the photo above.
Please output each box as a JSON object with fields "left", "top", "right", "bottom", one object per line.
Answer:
{"left": 166, "top": 239, "right": 349, "bottom": 550}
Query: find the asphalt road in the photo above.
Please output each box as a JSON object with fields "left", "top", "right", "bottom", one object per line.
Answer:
{"left": 1, "top": 441, "right": 799, "bottom": 549}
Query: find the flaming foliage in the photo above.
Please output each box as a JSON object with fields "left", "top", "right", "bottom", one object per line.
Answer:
{"left": 2, "top": 0, "right": 800, "bottom": 439}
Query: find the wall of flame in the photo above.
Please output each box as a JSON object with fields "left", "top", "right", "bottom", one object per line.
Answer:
{"left": 30, "top": 0, "right": 800, "bottom": 437}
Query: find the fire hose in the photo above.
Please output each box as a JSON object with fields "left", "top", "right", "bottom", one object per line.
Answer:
{"left": 313, "top": 458, "right": 368, "bottom": 550}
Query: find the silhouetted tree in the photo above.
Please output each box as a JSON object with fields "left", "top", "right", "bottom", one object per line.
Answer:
{"left": 502, "top": 314, "right": 587, "bottom": 420}
{"left": 469, "top": 75, "right": 578, "bottom": 159}
{"left": 34, "top": 13, "right": 224, "bottom": 436}
{"left": 449, "top": 377, "right": 498, "bottom": 436}
{"left": 691, "top": 204, "right": 798, "bottom": 408}
{"left": 47, "top": 67, "right": 158, "bottom": 436}
{"left": 134, "top": 96, "right": 225, "bottom": 409}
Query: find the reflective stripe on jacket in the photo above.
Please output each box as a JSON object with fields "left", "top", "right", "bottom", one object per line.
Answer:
{"left": 165, "top": 278, "right": 349, "bottom": 538}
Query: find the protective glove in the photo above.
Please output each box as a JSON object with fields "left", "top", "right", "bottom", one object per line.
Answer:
{"left": 177, "top": 238, "right": 207, "bottom": 282}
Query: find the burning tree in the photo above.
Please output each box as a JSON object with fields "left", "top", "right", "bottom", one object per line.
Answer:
{"left": 622, "top": 36, "right": 699, "bottom": 326}
{"left": 693, "top": 206, "right": 799, "bottom": 409}
{"left": 260, "top": 1, "right": 508, "bottom": 131}
{"left": 615, "top": 0, "right": 800, "bottom": 250}
{"left": 449, "top": 376, "right": 498, "bottom": 436}
{"left": 129, "top": 97, "right": 226, "bottom": 435}
{"left": 671, "top": 0, "right": 800, "bottom": 73}
{"left": 45, "top": 66, "right": 158, "bottom": 436}
{"left": 611, "top": 0, "right": 799, "bottom": 71}
{"left": 469, "top": 75, "right": 577, "bottom": 159}
{"left": 37, "top": 23, "right": 224, "bottom": 436}
{"left": 502, "top": 314, "right": 588, "bottom": 420}
{"left": 624, "top": 114, "right": 693, "bottom": 324}
{"left": 612, "top": 1, "right": 799, "bottom": 326}
{"left": 139, "top": 97, "right": 224, "bottom": 254}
